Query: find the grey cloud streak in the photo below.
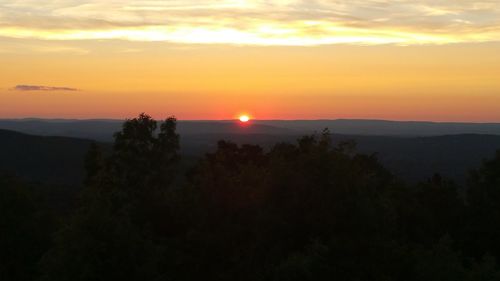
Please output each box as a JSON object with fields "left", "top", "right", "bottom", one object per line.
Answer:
{"left": 12, "top": 85, "right": 79, "bottom": 92}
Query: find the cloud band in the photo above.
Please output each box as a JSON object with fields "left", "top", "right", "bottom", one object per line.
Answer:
{"left": 12, "top": 85, "right": 79, "bottom": 92}
{"left": 1, "top": 1, "right": 500, "bottom": 46}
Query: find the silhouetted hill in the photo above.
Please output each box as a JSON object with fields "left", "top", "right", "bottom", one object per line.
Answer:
{"left": 1, "top": 123, "right": 500, "bottom": 184}
{"left": 2, "top": 119, "right": 500, "bottom": 142}
{"left": 0, "top": 119, "right": 293, "bottom": 141}
{"left": 255, "top": 119, "right": 500, "bottom": 136}
{"left": 178, "top": 121, "right": 294, "bottom": 135}
{"left": 347, "top": 134, "right": 500, "bottom": 183}
{"left": 181, "top": 133, "right": 500, "bottom": 184}
{"left": 0, "top": 129, "right": 97, "bottom": 185}
{"left": 0, "top": 119, "right": 122, "bottom": 141}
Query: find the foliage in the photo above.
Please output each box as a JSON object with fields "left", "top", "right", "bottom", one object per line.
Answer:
{"left": 0, "top": 174, "right": 53, "bottom": 281}
{"left": 40, "top": 113, "right": 180, "bottom": 281}
{"left": 3, "top": 114, "right": 500, "bottom": 280}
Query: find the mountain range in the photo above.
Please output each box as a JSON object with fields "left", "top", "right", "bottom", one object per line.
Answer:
{"left": 1, "top": 119, "right": 500, "bottom": 185}
{"left": 2, "top": 119, "right": 500, "bottom": 142}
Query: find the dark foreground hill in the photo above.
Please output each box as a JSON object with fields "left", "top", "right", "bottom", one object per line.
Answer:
{"left": 349, "top": 134, "right": 500, "bottom": 183}
{"left": 0, "top": 129, "right": 96, "bottom": 185}
{"left": 1, "top": 128, "right": 500, "bottom": 185}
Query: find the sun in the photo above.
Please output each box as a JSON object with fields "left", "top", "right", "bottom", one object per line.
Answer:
{"left": 239, "top": 115, "right": 250, "bottom": 122}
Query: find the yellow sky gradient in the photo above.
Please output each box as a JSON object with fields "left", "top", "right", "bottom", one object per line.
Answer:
{"left": 1, "top": 1, "right": 500, "bottom": 121}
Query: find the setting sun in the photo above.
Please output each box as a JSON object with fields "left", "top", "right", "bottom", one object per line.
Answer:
{"left": 239, "top": 115, "right": 250, "bottom": 122}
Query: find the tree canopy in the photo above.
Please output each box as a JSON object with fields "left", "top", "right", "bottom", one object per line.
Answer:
{"left": 1, "top": 113, "right": 500, "bottom": 281}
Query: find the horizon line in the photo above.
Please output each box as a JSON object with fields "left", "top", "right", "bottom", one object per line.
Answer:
{"left": 1, "top": 117, "right": 500, "bottom": 125}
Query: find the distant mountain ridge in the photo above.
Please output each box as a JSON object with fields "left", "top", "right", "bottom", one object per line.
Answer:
{"left": 1, "top": 118, "right": 500, "bottom": 142}
{"left": 254, "top": 119, "right": 500, "bottom": 136}
{"left": 0, "top": 119, "right": 293, "bottom": 141}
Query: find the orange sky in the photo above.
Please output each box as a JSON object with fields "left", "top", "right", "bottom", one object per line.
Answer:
{"left": 1, "top": 1, "right": 500, "bottom": 121}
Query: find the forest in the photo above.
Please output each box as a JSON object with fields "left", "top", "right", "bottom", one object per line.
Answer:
{"left": 2, "top": 113, "right": 500, "bottom": 281}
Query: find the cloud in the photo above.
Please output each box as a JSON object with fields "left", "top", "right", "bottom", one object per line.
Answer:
{"left": 0, "top": 0, "right": 500, "bottom": 46}
{"left": 12, "top": 85, "right": 79, "bottom": 92}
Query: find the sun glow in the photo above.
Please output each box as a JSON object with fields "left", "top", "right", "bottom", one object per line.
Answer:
{"left": 239, "top": 115, "right": 250, "bottom": 122}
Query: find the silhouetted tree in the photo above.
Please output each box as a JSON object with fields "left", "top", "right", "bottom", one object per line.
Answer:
{"left": 84, "top": 142, "right": 103, "bottom": 186}
{"left": 176, "top": 132, "right": 403, "bottom": 280}
{"left": 40, "top": 114, "right": 180, "bottom": 281}
{"left": 0, "top": 174, "right": 52, "bottom": 281}
{"left": 395, "top": 174, "right": 465, "bottom": 246}
{"left": 465, "top": 150, "right": 500, "bottom": 259}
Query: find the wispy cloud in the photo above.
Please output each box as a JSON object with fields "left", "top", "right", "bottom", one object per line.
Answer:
{"left": 0, "top": 0, "right": 499, "bottom": 46}
{"left": 12, "top": 85, "right": 79, "bottom": 92}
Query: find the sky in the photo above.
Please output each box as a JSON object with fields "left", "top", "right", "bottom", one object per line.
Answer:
{"left": 1, "top": 0, "right": 500, "bottom": 121}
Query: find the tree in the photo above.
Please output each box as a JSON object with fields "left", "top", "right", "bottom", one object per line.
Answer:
{"left": 395, "top": 174, "right": 465, "bottom": 246}
{"left": 179, "top": 132, "right": 401, "bottom": 280}
{"left": 465, "top": 150, "right": 500, "bottom": 259}
{"left": 40, "top": 114, "right": 180, "bottom": 281}
{"left": 0, "top": 174, "right": 52, "bottom": 281}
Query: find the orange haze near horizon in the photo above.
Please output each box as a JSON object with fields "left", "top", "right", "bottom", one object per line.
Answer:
{"left": 1, "top": 41, "right": 500, "bottom": 122}
{"left": 2, "top": 0, "right": 500, "bottom": 123}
